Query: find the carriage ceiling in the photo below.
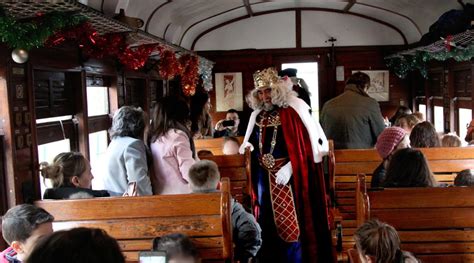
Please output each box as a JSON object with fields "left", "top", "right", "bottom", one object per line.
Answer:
{"left": 82, "top": 0, "right": 470, "bottom": 50}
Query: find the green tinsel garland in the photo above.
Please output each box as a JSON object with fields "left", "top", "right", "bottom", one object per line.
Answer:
{"left": 386, "top": 44, "right": 474, "bottom": 79}
{"left": 0, "top": 9, "right": 87, "bottom": 50}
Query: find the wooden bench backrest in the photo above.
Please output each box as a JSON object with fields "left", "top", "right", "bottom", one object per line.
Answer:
{"left": 356, "top": 174, "right": 474, "bottom": 262}
{"left": 200, "top": 148, "right": 252, "bottom": 210}
{"left": 195, "top": 137, "right": 244, "bottom": 155}
{"left": 35, "top": 178, "right": 233, "bottom": 263}
{"left": 330, "top": 142, "right": 474, "bottom": 219}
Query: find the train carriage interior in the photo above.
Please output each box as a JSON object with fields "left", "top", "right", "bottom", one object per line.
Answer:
{"left": 0, "top": 0, "right": 473, "bottom": 262}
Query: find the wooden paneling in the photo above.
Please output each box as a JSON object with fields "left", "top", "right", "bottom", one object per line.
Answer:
{"left": 453, "top": 68, "right": 472, "bottom": 97}
{"left": 34, "top": 71, "right": 72, "bottom": 119}
{"left": 199, "top": 46, "right": 410, "bottom": 124}
{"left": 125, "top": 78, "right": 146, "bottom": 109}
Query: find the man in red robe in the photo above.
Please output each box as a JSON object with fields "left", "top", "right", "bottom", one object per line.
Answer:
{"left": 240, "top": 67, "right": 333, "bottom": 263}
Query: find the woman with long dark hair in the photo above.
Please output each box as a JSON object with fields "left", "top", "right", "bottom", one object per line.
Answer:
{"left": 409, "top": 121, "right": 440, "bottom": 148}
{"left": 148, "top": 96, "right": 196, "bottom": 194}
{"left": 190, "top": 92, "right": 213, "bottom": 139}
{"left": 383, "top": 148, "right": 437, "bottom": 188}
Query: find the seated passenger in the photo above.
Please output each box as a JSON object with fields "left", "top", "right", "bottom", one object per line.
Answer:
{"left": 104, "top": 106, "right": 152, "bottom": 196}
{"left": 25, "top": 228, "right": 124, "bottom": 263}
{"left": 383, "top": 148, "right": 438, "bottom": 188}
{"left": 413, "top": 111, "right": 425, "bottom": 121}
{"left": 40, "top": 152, "right": 109, "bottom": 199}
{"left": 395, "top": 114, "right": 421, "bottom": 133}
{"left": 389, "top": 106, "right": 412, "bottom": 126}
{"left": 222, "top": 137, "right": 240, "bottom": 155}
{"left": 152, "top": 233, "right": 199, "bottom": 263}
{"left": 454, "top": 169, "right": 474, "bottom": 186}
{"left": 197, "top": 149, "right": 214, "bottom": 159}
{"left": 188, "top": 160, "right": 262, "bottom": 262}
{"left": 409, "top": 121, "right": 440, "bottom": 148}
{"left": 214, "top": 109, "right": 241, "bottom": 138}
{"left": 465, "top": 120, "right": 474, "bottom": 144}
{"left": 149, "top": 96, "right": 196, "bottom": 194}
{"left": 372, "top": 127, "right": 409, "bottom": 188}
{"left": 1, "top": 204, "right": 54, "bottom": 263}
{"left": 441, "top": 133, "right": 462, "bottom": 147}
{"left": 354, "top": 219, "right": 419, "bottom": 263}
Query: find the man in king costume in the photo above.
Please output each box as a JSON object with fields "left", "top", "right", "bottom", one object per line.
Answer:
{"left": 239, "top": 67, "right": 334, "bottom": 262}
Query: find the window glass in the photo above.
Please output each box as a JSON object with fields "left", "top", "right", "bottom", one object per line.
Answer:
{"left": 434, "top": 106, "right": 444, "bottom": 133}
{"left": 418, "top": 104, "right": 426, "bottom": 120}
{"left": 459, "top": 108, "right": 472, "bottom": 143}
{"left": 87, "top": 86, "right": 109, "bottom": 117}
{"left": 89, "top": 130, "right": 108, "bottom": 189}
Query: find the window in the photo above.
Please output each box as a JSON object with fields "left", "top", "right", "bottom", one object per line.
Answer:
{"left": 434, "top": 106, "right": 444, "bottom": 132}
{"left": 281, "top": 62, "right": 319, "bottom": 120}
{"left": 87, "top": 86, "right": 109, "bottom": 117}
{"left": 418, "top": 104, "right": 426, "bottom": 120}
{"left": 87, "top": 81, "right": 111, "bottom": 189}
{"left": 89, "top": 130, "right": 108, "bottom": 189}
{"left": 459, "top": 108, "right": 472, "bottom": 143}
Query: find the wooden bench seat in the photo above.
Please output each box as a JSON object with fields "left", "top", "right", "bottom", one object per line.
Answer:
{"left": 355, "top": 174, "right": 474, "bottom": 263}
{"left": 328, "top": 141, "right": 474, "bottom": 261}
{"left": 200, "top": 148, "right": 252, "bottom": 211}
{"left": 35, "top": 178, "right": 233, "bottom": 263}
{"left": 195, "top": 137, "right": 244, "bottom": 155}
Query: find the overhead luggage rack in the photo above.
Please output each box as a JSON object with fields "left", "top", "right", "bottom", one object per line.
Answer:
{"left": 0, "top": 0, "right": 213, "bottom": 65}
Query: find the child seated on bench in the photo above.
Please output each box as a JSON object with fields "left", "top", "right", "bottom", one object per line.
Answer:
{"left": 1, "top": 204, "right": 54, "bottom": 262}
{"left": 222, "top": 137, "right": 240, "bottom": 155}
{"left": 25, "top": 227, "right": 124, "bottom": 263}
{"left": 188, "top": 160, "right": 262, "bottom": 262}
{"left": 153, "top": 233, "right": 199, "bottom": 263}
{"left": 455, "top": 169, "right": 474, "bottom": 186}
{"left": 354, "top": 220, "right": 419, "bottom": 263}
{"left": 40, "top": 152, "right": 109, "bottom": 199}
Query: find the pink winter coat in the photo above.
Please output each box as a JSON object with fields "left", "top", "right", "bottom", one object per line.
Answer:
{"left": 150, "top": 129, "right": 196, "bottom": 194}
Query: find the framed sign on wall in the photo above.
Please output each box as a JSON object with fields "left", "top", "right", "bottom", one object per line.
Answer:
{"left": 215, "top": 72, "right": 243, "bottom": 111}
{"left": 352, "top": 70, "right": 390, "bottom": 102}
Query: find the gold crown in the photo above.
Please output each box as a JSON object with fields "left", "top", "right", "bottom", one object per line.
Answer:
{"left": 253, "top": 67, "right": 279, "bottom": 89}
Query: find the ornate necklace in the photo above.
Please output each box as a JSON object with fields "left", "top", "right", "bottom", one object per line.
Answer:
{"left": 258, "top": 111, "right": 279, "bottom": 169}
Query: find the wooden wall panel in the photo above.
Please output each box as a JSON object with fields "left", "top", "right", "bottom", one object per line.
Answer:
{"left": 198, "top": 46, "right": 411, "bottom": 125}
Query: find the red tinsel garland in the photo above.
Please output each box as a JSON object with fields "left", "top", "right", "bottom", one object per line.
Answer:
{"left": 158, "top": 49, "right": 182, "bottom": 80}
{"left": 179, "top": 54, "right": 199, "bottom": 96}
{"left": 46, "top": 22, "right": 159, "bottom": 70}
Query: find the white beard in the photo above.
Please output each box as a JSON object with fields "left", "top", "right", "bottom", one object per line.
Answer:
{"left": 263, "top": 103, "right": 274, "bottom": 111}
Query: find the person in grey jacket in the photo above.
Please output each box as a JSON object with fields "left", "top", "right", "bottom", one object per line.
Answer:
{"left": 103, "top": 106, "right": 153, "bottom": 196}
{"left": 321, "top": 72, "right": 385, "bottom": 149}
{"left": 187, "top": 160, "right": 262, "bottom": 262}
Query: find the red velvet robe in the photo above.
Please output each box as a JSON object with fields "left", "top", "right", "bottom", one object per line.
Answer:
{"left": 279, "top": 107, "right": 334, "bottom": 263}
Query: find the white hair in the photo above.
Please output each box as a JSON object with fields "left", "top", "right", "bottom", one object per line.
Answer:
{"left": 246, "top": 78, "right": 297, "bottom": 110}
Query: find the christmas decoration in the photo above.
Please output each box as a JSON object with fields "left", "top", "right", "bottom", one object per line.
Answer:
{"left": 0, "top": 10, "right": 86, "bottom": 50}
{"left": 0, "top": 9, "right": 214, "bottom": 74}
{"left": 158, "top": 49, "right": 182, "bottom": 80}
{"left": 386, "top": 44, "right": 474, "bottom": 79}
{"left": 179, "top": 54, "right": 199, "bottom": 96}
{"left": 199, "top": 58, "right": 213, "bottom": 91}
{"left": 11, "top": 48, "right": 28, "bottom": 63}
{"left": 47, "top": 23, "right": 160, "bottom": 71}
